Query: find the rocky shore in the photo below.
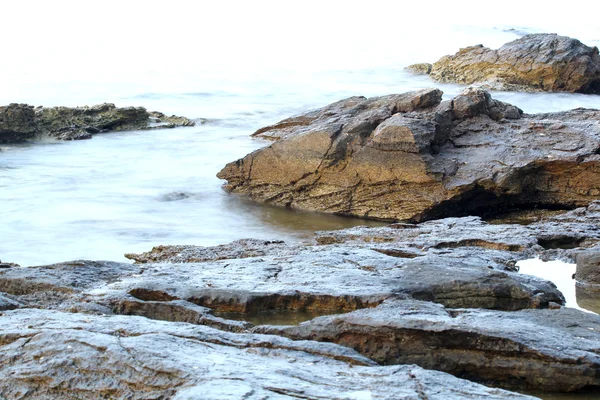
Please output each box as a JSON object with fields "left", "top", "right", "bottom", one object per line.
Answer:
{"left": 2, "top": 33, "right": 600, "bottom": 398}
{"left": 2, "top": 203, "right": 600, "bottom": 398}
{"left": 406, "top": 33, "right": 600, "bottom": 93}
{"left": 0, "top": 103, "right": 195, "bottom": 143}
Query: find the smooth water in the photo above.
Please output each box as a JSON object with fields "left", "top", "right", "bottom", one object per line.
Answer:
{"left": 1, "top": 3, "right": 600, "bottom": 270}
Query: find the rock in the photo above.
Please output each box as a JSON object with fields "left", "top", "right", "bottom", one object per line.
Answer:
{"left": 256, "top": 299, "right": 600, "bottom": 392}
{"left": 576, "top": 249, "right": 600, "bottom": 284}
{"left": 0, "top": 103, "right": 195, "bottom": 143}
{"left": 405, "top": 63, "right": 433, "bottom": 75}
{"left": 0, "top": 240, "right": 564, "bottom": 321}
{"left": 315, "top": 202, "right": 600, "bottom": 263}
{"left": 428, "top": 34, "right": 600, "bottom": 93}
{"left": 0, "top": 309, "right": 536, "bottom": 400}
{"left": 217, "top": 87, "right": 600, "bottom": 222}
{"left": 125, "top": 238, "right": 288, "bottom": 264}
{"left": 0, "top": 104, "right": 38, "bottom": 142}
{"left": 0, "top": 294, "right": 21, "bottom": 311}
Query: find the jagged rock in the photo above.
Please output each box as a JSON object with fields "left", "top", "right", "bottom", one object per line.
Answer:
{"left": 0, "top": 309, "right": 535, "bottom": 400}
{"left": 0, "top": 103, "right": 195, "bottom": 143}
{"left": 125, "top": 238, "right": 288, "bottom": 264}
{"left": 217, "top": 87, "right": 600, "bottom": 222}
{"left": 316, "top": 202, "right": 600, "bottom": 263}
{"left": 428, "top": 33, "right": 600, "bottom": 93}
{"left": 405, "top": 63, "right": 433, "bottom": 75}
{"left": 256, "top": 299, "right": 600, "bottom": 392}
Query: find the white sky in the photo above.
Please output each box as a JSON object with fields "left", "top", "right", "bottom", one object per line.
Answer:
{"left": 1, "top": 1, "right": 598, "bottom": 91}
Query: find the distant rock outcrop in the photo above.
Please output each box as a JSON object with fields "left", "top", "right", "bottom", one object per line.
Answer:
{"left": 218, "top": 87, "right": 600, "bottom": 222}
{"left": 410, "top": 33, "right": 600, "bottom": 93}
{"left": 0, "top": 103, "right": 195, "bottom": 143}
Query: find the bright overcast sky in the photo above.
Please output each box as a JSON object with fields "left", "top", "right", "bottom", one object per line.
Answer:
{"left": 1, "top": 1, "right": 598, "bottom": 91}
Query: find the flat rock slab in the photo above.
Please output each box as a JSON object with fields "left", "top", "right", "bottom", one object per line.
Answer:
{"left": 257, "top": 299, "right": 600, "bottom": 392}
{"left": 316, "top": 203, "right": 600, "bottom": 262}
{"left": 0, "top": 309, "right": 535, "bottom": 400}
{"left": 218, "top": 87, "right": 600, "bottom": 222}
{"left": 427, "top": 33, "right": 600, "bottom": 93}
{"left": 0, "top": 243, "right": 563, "bottom": 316}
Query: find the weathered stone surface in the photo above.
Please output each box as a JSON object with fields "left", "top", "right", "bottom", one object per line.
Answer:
{"left": 1, "top": 309, "right": 533, "bottom": 399}
{"left": 0, "top": 293, "right": 21, "bottom": 311}
{"left": 0, "top": 103, "right": 195, "bottom": 143}
{"left": 405, "top": 63, "right": 433, "bottom": 75}
{"left": 218, "top": 87, "right": 600, "bottom": 222}
{"left": 577, "top": 248, "right": 600, "bottom": 284}
{"left": 316, "top": 202, "right": 600, "bottom": 263}
{"left": 428, "top": 33, "right": 600, "bottom": 93}
{"left": 257, "top": 299, "right": 600, "bottom": 392}
{"left": 125, "top": 238, "right": 288, "bottom": 264}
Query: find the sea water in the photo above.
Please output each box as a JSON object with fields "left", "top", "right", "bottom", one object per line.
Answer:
{"left": 1, "top": 2, "right": 599, "bottom": 293}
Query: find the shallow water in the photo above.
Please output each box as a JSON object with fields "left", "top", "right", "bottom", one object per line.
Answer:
{"left": 518, "top": 259, "right": 598, "bottom": 315}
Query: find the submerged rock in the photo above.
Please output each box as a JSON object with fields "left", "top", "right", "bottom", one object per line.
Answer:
{"left": 427, "top": 33, "right": 600, "bottom": 93}
{"left": 0, "top": 103, "right": 195, "bottom": 143}
{"left": 218, "top": 87, "right": 600, "bottom": 222}
{"left": 257, "top": 299, "right": 600, "bottom": 392}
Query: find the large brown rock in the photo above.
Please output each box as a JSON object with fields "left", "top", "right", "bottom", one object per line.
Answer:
{"left": 429, "top": 33, "right": 600, "bottom": 93}
{"left": 217, "top": 87, "right": 600, "bottom": 222}
{"left": 0, "top": 103, "right": 195, "bottom": 143}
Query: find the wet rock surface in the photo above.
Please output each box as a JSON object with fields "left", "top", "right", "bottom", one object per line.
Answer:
{"left": 257, "top": 299, "right": 600, "bottom": 392}
{"left": 427, "top": 33, "right": 600, "bottom": 93}
{"left": 217, "top": 87, "right": 600, "bottom": 222}
{"left": 1, "top": 309, "right": 535, "bottom": 400}
{"left": 0, "top": 103, "right": 195, "bottom": 143}
{"left": 2, "top": 206, "right": 600, "bottom": 397}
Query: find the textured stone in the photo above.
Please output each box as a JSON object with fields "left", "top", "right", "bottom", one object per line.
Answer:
{"left": 257, "top": 299, "right": 600, "bottom": 392}
{"left": 0, "top": 103, "right": 195, "bottom": 143}
{"left": 0, "top": 309, "right": 536, "bottom": 400}
{"left": 429, "top": 33, "right": 600, "bottom": 93}
{"left": 218, "top": 88, "right": 600, "bottom": 222}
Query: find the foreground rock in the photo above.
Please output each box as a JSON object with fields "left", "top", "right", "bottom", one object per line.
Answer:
{"left": 0, "top": 103, "right": 195, "bottom": 143}
{"left": 1, "top": 310, "right": 536, "bottom": 400}
{"left": 257, "top": 299, "right": 600, "bottom": 392}
{"left": 3, "top": 206, "right": 600, "bottom": 395}
{"left": 413, "top": 33, "right": 600, "bottom": 93}
{"left": 218, "top": 87, "right": 600, "bottom": 221}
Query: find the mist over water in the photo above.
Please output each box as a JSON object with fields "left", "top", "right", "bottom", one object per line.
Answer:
{"left": 1, "top": 1, "right": 600, "bottom": 268}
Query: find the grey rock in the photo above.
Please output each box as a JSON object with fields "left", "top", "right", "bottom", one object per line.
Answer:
{"left": 256, "top": 299, "right": 600, "bottom": 392}
{"left": 0, "top": 309, "right": 535, "bottom": 399}
{"left": 0, "top": 293, "right": 21, "bottom": 311}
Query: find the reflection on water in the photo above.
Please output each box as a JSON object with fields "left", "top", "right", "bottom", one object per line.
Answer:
{"left": 575, "top": 284, "right": 600, "bottom": 315}
{"left": 518, "top": 259, "right": 597, "bottom": 314}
